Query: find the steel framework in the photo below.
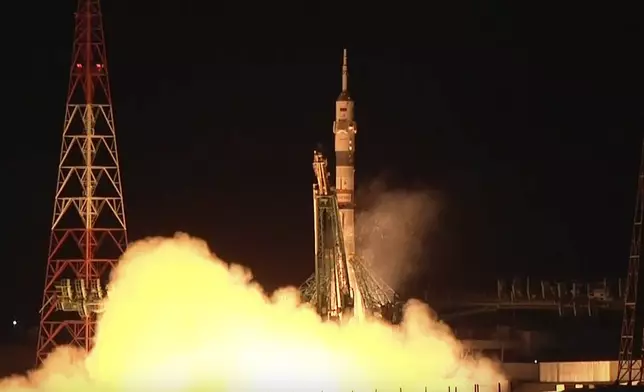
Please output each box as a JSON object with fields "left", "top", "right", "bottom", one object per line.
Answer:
{"left": 306, "top": 151, "right": 354, "bottom": 320}
{"left": 429, "top": 277, "right": 626, "bottom": 320}
{"left": 36, "top": 0, "right": 127, "bottom": 365}
{"left": 617, "top": 138, "right": 644, "bottom": 384}
{"left": 300, "top": 151, "right": 396, "bottom": 321}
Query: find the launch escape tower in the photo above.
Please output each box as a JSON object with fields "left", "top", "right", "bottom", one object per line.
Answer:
{"left": 300, "top": 50, "right": 397, "bottom": 321}
{"left": 616, "top": 138, "right": 644, "bottom": 384}
{"left": 36, "top": 0, "right": 127, "bottom": 364}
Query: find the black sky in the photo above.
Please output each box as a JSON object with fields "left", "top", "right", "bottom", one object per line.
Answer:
{"left": 0, "top": 2, "right": 643, "bottom": 338}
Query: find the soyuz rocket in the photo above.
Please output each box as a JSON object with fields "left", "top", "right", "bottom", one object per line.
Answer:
{"left": 334, "top": 49, "right": 357, "bottom": 259}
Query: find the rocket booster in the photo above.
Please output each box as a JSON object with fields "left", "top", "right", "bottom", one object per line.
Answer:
{"left": 334, "top": 49, "right": 357, "bottom": 258}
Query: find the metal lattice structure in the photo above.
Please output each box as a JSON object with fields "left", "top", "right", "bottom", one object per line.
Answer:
{"left": 300, "top": 151, "right": 396, "bottom": 321}
{"left": 429, "top": 277, "right": 626, "bottom": 320}
{"left": 305, "top": 151, "right": 354, "bottom": 320}
{"left": 36, "top": 0, "right": 127, "bottom": 364}
{"left": 617, "top": 138, "right": 644, "bottom": 384}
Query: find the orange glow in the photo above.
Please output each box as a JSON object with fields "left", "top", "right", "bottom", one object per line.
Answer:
{"left": 1, "top": 233, "right": 504, "bottom": 391}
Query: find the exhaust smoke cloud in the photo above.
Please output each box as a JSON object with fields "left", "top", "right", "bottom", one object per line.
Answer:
{"left": 1, "top": 233, "right": 502, "bottom": 391}
{"left": 356, "top": 180, "right": 442, "bottom": 291}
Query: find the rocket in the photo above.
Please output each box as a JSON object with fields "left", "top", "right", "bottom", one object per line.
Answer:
{"left": 334, "top": 49, "right": 357, "bottom": 259}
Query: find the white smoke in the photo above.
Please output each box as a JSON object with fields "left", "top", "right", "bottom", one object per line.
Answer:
{"left": 356, "top": 179, "right": 442, "bottom": 291}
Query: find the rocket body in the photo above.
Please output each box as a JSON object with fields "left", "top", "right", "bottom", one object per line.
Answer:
{"left": 334, "top": 49, "right": 357, "bottom": 259}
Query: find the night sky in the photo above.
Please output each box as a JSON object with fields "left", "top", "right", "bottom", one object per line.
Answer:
{"left": 0, "top": 2, "right": 642, "bottom": 345}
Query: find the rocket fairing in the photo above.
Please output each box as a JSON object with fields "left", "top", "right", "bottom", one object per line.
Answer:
{"left": 334, "top": 49, "right": 357, "bottom": 259}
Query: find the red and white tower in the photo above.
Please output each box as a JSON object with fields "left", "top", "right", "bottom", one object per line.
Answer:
{"left": 36, "top": 0, "right": 127, "bottom": 364}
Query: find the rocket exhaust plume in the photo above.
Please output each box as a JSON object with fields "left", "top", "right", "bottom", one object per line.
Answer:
{"left": 2, "top": 233, "right": 503, "bottom": 391}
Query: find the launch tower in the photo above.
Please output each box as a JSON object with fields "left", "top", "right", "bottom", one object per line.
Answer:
{"left": 301, "top": 50, "right": 398, "bottom": 321}
{"left": 36, "top": 0, "right": 127, "bottom": 364}
{"left": 301, "top": 151, "right": 395, "bottom": 320}
{"left": 309, "top": 151, "right": 354, "bottom": 320}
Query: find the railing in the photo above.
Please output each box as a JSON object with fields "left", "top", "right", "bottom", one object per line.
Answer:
{"left": 316, "top": 383, "right": 506, "bottom": 392}
{"left": 426, "top": 277, "right": 626, "bottom": 317}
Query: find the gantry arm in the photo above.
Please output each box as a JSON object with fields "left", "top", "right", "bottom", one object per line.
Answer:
{"left": 313, "top": 151, "right": 330, "bottom": 196}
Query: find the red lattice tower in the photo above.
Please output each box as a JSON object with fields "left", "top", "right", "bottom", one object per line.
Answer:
{"left": 36, "top": 0, "right": 127, "bottom": 364}
{"left": 616, "top": 138, "right": 644, "bottom": 384}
